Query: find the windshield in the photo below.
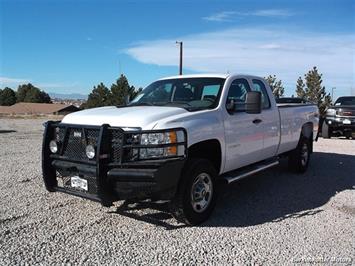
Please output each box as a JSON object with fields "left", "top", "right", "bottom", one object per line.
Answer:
{"left": 335, "top": 97, "right": 355, "bottom": 106}
{"left": 129, "top": 78, "right": 225, "bottom": 111}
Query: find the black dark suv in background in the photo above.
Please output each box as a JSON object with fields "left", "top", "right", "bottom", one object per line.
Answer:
{"left": 322, "top": 96, "right": 355, "bottom": 139}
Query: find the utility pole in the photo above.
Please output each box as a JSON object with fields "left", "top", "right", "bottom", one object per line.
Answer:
{"left": 331, "top": 87, "right": 336, "bottom": 103}
{"left": 176, "top": 41, "right": 183, "bottom": 75}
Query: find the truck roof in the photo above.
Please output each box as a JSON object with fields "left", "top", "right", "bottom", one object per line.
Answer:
{"left": 158, "top": 73, "right": 229, "bottom": 80}
{"left": 158, "top": 73, "right": 264, "bottom": 81}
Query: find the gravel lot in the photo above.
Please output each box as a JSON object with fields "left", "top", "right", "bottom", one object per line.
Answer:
{"left": 0, "top": 118, "right": 354, "bottom": 265}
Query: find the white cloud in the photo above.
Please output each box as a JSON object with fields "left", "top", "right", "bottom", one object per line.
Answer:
{"left": 0, "top": 77, "right": 81, "bottom": 92}
{"left": 203, "top": 11, "right": 236, "bottom": 22}
{"left": 251, "top": 9, "right": 294, "bottom": 17}
{"left": 126, "top": 27, "right": 355, "bottom": 95}
{"left": 0, "top": 76, "right": 31, "bottom": 87}
{"left": 203, "top": 9, "right": 294, "bottom": 22}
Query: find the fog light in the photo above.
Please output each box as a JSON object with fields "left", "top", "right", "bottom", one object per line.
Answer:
{"left": 49, "top": 140, "right": 58, "bottom": 153}
{"left": 86, "top": 145, "right": 95, "bottom": 159}
{"left": 328, "top": 120, "right": 332, "bottom": 125}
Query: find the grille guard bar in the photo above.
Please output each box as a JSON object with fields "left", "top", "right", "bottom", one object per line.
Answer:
{"left": 42, "top": 121, "right": 187, "bottom": 207}
{"left": 42, "top": 121, "right": 113, "bottom": 206}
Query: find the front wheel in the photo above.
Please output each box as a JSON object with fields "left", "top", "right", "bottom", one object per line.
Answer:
{"left": 171, "top": 158, "right": 218, "bottom": 225}
{"left": 322, "top": 122, "right": 331, "bottom": 139}
{"left": 288, "top": 137, "right": 311, "bottom": 173}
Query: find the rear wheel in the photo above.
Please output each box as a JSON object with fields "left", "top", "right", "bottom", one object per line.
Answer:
{"left": 171, "top": 158, "right": 218, "bottom": 225}
{"left": 288, "top": 137, "right": 311, "bottom": 173}
{"left": 322, "top": 122, "right": 331, "bottom": 139}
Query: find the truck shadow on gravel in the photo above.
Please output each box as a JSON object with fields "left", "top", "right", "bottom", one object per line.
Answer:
{"left": 112, "top": 152, "right": 355, "bottom": 229}
{"left": 0, "top": 130, "right": 16, "bottom": 134}
{"left": 112, "top": 201, "right": 188, "bottom": 230}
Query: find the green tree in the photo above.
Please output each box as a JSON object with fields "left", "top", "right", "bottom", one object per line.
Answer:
{"left": 16, "top": 83, "right": 51, "bottom": 103}
{"left": 304, "top": 67, "right": 331, "bottom": 115}
{"left": 24, "top": 87, "right": 42, "bottom": 103}
{"left": 264, "top": 75, "right": 284, "bottom": 98}
{"left": 295, "top": 67, "right": 332, "bottom": 115}
{"left": 295, "top": 77, "right": 306, "bottom": 99}
{"left": 110, "top": 74, "right": 139, "bottom": 105}
{"left": 16, "top": 84, "right": 32, "bottom": 102}
{"left": 84, "top": 82, "right": 112, "bottom": 108}
{"left": 0, "top": 87, "right": 17, "bottom": 106}
{"left": 39, "top": 91, "right": 51, "bottom": 103}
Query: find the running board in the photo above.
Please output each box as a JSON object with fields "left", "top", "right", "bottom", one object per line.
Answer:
{"left": 224, "top": 160, "right": 279, "bottom": 184}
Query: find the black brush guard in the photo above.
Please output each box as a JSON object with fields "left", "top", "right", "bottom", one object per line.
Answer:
{"left": 42, "top": 121, "right": 187, "bottom": 207}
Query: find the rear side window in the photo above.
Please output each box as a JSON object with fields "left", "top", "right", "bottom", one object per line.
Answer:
{"left": 226, "top": 78, "right": 250, "bottom": 112}
{"left": 252, "top": 79, "right": 271, "bottom": 109}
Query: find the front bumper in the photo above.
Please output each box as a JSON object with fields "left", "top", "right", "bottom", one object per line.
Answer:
{"left": 42, "top": 121, "right": 187, "bottom": 207}
{"left": 324, "top": 116, "right": 355, "bottom": 131}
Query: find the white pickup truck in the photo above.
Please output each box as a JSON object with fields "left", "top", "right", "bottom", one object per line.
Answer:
{"left": 42, "top": 74, "right": 319, "bottom": 225}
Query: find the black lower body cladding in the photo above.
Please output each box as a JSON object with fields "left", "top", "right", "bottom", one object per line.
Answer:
{"left": 42, "top": 121, "right": 187, "bottom": 207}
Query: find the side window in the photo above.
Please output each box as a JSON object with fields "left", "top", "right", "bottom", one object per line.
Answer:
{"left": 252, "top": 79, "right": 271, "bottom": 109}
{"left": 226, "top": 79, "right": 250, "bottom": 112}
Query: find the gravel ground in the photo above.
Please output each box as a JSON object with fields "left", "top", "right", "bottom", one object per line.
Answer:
{"left": 0, "top": 118, "right": 354, "bottom": 265}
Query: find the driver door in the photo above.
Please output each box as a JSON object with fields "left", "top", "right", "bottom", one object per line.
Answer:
{"left": 223, "top": 78, "right": 265, "bottom": 172}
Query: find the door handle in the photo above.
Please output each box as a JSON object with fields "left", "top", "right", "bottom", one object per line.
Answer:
{"left": 252, "top": 119, "right": 262, "bottom": 124}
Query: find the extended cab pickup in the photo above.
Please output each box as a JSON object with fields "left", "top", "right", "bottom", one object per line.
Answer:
{"left": 42, "top": 74, "right": 319, "bottom": 225}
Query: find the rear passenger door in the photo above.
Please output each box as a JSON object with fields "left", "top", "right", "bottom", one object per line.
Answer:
{"left": 251, "top": 79, "right": 280, "bottom": 159}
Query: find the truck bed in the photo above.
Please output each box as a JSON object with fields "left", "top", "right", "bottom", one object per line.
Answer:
{"left": 277, "top": 103, "right": 319, "bottom": 155}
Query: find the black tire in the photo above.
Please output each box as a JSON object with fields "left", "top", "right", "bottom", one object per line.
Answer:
{"left": 322, "top": 122, "right": 331, "bottom": 139}
{"left": 344, "top": 131, "right": 352, "bottom": 139}
{"left": 288, "top": 137, "right": 311, "bottom": 173}
{"left": 171, "top": 158, "right": 218, "bottom": 225}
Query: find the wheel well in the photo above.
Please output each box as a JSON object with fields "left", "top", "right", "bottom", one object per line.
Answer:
{"left": 188, "top": 139, "right": 222, "bottom": 173}
{"left": 301, "top": 122, "right": 313, "bottom": 139}
{"left": 301, "top": 122, "right": 313, "bottom": 152}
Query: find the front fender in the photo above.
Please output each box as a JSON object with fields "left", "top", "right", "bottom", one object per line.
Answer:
{"left": 153, "top": 109, "right": 226, "bottom": 174}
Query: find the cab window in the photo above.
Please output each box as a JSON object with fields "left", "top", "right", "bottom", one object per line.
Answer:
{"left": 226, "top": 79, "right": 250, "bottom": 112}
{"left": 252, "top": 79, "right": 271, "bottom": 109}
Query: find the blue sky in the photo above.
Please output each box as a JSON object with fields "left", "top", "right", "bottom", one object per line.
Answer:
{"left": 0, "top": 0, "right": 354, "bottom": 98}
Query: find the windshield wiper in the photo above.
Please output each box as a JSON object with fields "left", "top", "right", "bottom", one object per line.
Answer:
{"left": 162, "top": 101, "right": 192, "bottom": 107}
{"left": 127, "top": 102, "right": 155, "bottom": 107}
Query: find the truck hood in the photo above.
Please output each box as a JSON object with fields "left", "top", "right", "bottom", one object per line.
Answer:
{"left": 330, "top": 105, "right": 355, "bottom": 116}
{"left": 61, "top": 106, "right": 188, "bottom": 129}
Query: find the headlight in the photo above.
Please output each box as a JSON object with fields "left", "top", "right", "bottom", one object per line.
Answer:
{"left": 140, "top": 131, "right": 184, "bottom": 145}
{"left": 85, "top": 145, "right": 96, "bottom": 159}
{"left": 49, "top": 140, "right": 58, "bottom": 153}
{"left": 139, "top": 130, "right": 185, "bottom": 160}
{"left": 326, "top": 108, "right": 336, "bottom": 116}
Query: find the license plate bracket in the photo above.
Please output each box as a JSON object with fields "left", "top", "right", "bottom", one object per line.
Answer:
{"left": 71, "top": 176, "right": 88, "bottom": 191}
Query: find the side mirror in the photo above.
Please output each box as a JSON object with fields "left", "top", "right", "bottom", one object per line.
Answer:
{"left": 226, "top": 99, "right": 235, "bottom": 113}
{"left": 246, "top": 91, "right": 262, "bottom": 114}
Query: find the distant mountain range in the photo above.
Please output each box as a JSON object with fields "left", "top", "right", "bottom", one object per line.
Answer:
{"left": 49, "top": 92, "right": 87, "bottom": 100}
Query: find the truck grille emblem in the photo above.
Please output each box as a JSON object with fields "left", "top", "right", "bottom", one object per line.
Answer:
{"left": 74, "top": 131, "right": 82, "bottom": 138}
